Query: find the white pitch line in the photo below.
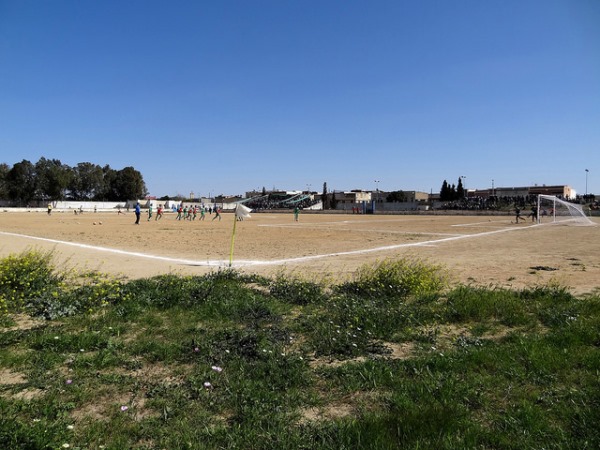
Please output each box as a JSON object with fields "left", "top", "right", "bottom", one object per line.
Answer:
{"left": 1, "top": 223, "right": 538, "bottom": 269}
{"left": 258, "top": 222, "right": 462, "bottom": 236}
{"left": 0, "top": 231, "right": 227, "bottom": 267}
{"left": 452, "top": 220, "right": 513, "bottom": 227}
{"left": 354, "top": 229, "right": 464, "bottom": 236}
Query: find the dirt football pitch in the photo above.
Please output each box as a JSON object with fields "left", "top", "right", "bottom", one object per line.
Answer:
{"left": 1, "top": 210, "right": 598, "bottom": 294}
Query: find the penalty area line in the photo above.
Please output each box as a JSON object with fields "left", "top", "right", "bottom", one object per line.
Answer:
{"left": 234, "top": 223, "right": 539, "bottom": 267}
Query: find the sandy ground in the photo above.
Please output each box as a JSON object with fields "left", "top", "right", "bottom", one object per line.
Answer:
{"left": 1, "top": 210, "right": 599, "bottom": 294}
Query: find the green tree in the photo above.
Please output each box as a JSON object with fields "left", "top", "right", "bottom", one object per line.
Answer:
{"left": 456, "top": 177, "right": 465, "bottom": 200}
{"left": 98, "top": 165, "right": 118, "bottom": 200}
{"left": 6, "top": 160, "right": 36, "bottom": 205}
{"left": 35, "top": 157, "right": 72, "bottom": 200}
{"left": 440, "top": 180, "right": 449, "bottom": 201}
{"left": 322, "top": 182, "right": 329, "bottom": 210}
{"left": 0, "top": 163, "right": 9, "bottom": 199}
{"left": 69, "top": 162, "right": 104, "bottom": 200}
{"left": 112, "top": 166, "right": 147, "bottom": 200}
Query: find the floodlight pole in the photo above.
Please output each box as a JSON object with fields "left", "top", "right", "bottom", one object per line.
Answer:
{"left": 460, "top": 176, "right": 467, "bottom": 199}
{"left": 585, "top": 169, "right": 589, "bottom": 197}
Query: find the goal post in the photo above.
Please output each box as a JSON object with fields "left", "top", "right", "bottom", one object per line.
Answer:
{"left": 536, "top": 195, "right": 595, "bottom": 226}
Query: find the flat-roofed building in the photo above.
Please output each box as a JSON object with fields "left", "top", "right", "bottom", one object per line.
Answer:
{"left": 457, "top": 184, "right": 574, "bottom": 200}
{"left": 528, "top": 185, "right": 574, "bottom": 199}
{"left": 335, "top": 190, "right": 372, "bottom": 204}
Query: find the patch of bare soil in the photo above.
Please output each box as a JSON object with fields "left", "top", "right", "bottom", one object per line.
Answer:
{"left": 12, "top": 388, "right": 45, "bottom": 401}
{"left": 3, "top": 314, "right": 45, "bottom": 332}
{"left": 299, "top": 404, "right": 354, "bottom": 423}
{"left": 71, "top": 392, "right": 132, "bottom": 423}
{"left": 0, "top": 369, "right": 46, "bottom": 401}
{"left": 0, "top": 368, "right": 27, "bottom": 385}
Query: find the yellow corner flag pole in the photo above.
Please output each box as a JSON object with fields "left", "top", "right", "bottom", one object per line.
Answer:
{"left": 229, "top": 211, "right": 238, "bottom": 267}
{"left": 229, "top": 204, "right": 251, "bottom": 267}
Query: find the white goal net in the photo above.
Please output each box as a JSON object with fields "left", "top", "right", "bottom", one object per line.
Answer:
{"left": 537, "top": 195, "right": 595, "bottom": 226}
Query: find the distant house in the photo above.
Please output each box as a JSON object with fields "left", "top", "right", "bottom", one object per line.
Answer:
{"left": 404, "top": 191, "right": 429, "bottom": 202}
{"left": 334, "top": 190, "right": 372, "bottom": 205}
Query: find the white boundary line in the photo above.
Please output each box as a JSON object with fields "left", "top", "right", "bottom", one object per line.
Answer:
{"left": 260, "top": 223, "right": 462, "bottom": 236}
{"left": 1, "top": 224, "right": 538, "bottom": 269}
{"left": 0, "top": 231, "right": 226, "bottom": 267}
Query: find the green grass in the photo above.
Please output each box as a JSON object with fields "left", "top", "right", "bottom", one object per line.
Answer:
{"left": 1, "top": 251, "right": 599, "bottom": 449}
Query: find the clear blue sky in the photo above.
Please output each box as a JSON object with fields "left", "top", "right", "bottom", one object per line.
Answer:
{"left": 1, "top": 0, "right": 599, "bottom": 198}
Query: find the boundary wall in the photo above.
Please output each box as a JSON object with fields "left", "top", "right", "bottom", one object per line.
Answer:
{"left": 0, "top": 200, "right": 126, "bottom": 211}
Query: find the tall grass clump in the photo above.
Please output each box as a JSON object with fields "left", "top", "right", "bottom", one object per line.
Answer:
{"left": 0, "top": 249, "right": 134, "bottom": 321}
{"left": 443, "top": 285, "right": 533, "bottom": 326}
{"left": 0, "top": 249, "right": 63, "bottom": 317}
{"left": 269, "top": 272, "right": 325, "bottom": 305}
{"left": 296, "top": 259, "right": 449, "bottom": 359}
{"left": 26, "top": 273, "right": 131, "bottom": 320}
{"left": 337, "top": 258, "right": 448, "bottom": 299}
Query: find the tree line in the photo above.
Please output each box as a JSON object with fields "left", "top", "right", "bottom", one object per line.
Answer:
{"left": 439, "top": 177, "right": 466, "bottom": 201}
{"left": 0, "top": 158, "right": 147, "bottom": 205}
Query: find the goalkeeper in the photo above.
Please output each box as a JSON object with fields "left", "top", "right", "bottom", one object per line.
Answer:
{"left": 529, "top": 206, "right": 537, "bottom": 223}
